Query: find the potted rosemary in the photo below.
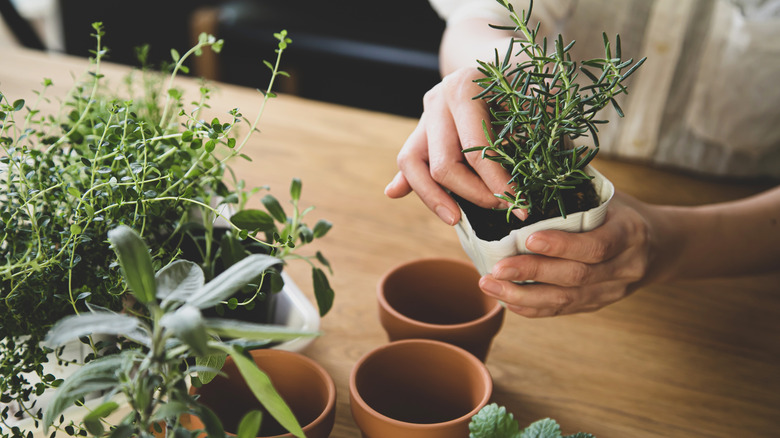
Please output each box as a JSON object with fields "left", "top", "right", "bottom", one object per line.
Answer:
{"left": 0, "top": 24, "right": 333, "bottom": 438}
{"left": 454, "top": 0, "right": 645, "bottom": 275}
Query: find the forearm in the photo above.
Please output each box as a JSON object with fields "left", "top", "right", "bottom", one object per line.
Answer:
{"left": 649, "top": 186, "right": 780, "bottom": 282}
{"left": 438, "top": 17, "right": 516, "bottom": 76}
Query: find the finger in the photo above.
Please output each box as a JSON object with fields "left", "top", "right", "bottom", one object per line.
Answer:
{"left": 491, "top": 254, "right": 599, "bottom": 287}
{"left": 395, "top": 118, "right": 461, "bottom": 225}
{"left": 493, "top": 251, "right": 645, "bottom": 287}
{"left": 524, "top": 211, "right": 633, "bottom": 264}
{"left": 443, "top": 74, "right": 527, "bottom": 220}
{"left": 479, "top": 275, "right": 579, "bottom": 317}
{"left": 384, "top": 171, "right": 412, "bottom": 198}
{"left": 480, "top": 276, "right": 623, "bottom": 317}
{"left": 423, "top": 85, "right": 499, "bottom": 208}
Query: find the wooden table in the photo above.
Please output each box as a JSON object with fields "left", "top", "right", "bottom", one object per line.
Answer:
{"left": 2, "top": 46, "right": 779, "bottom": 438}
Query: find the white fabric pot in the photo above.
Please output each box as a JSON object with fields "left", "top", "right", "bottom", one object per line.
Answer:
{"left": 455, "top": 166, "right": 615, "bottom": 276}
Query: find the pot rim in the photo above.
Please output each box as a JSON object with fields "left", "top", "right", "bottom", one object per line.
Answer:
{"left": 377, "top": 257, "right": 504, "bottom": 331}
{"left": 188, "top": 349, "right": 336, "bottom": 438}
{"left": 348, "top": 338, "right": 493, "bottom": 430}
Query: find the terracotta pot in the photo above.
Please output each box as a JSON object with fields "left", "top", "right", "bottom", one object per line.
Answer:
{"left": 186, "top": 349, "right": 336, "bottom": 438}
{"left": 349, "top": 339, "right": 492, "bottom": 438}
{"left": 455, "top": 165, "right": 615, "bottom": 275}
{"left": 378, "top": 258, "right": 505, "bottom": 361}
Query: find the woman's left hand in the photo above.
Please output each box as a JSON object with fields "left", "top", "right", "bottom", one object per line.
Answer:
{"left": 478, "top": 192, "right": 659, "bottom": 317}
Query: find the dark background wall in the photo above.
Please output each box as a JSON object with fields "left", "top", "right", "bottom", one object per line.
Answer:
{"left": 56, "top": 0, "right": 446, "bottom": 118}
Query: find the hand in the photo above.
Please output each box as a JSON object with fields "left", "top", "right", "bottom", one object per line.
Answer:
{"left": 478, "top": 192, "right": 655, "bottom": 317}
{"left": 384, "top": 67, "right": 526, "bottom": 225}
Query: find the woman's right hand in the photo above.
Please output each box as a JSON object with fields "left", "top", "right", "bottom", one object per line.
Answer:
{"left": 384, "top": 67, "right": 525, "bottom": 225}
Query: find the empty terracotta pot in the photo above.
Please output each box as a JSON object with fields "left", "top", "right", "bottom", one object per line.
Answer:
{"left": 349, "top": 339, "right": 493, "bottom": 438}
{"left": 378, "top": 258, "right": 505, "bottom": 361}
{"left": 186, "top": 349, "right": 336, "bottom": 438}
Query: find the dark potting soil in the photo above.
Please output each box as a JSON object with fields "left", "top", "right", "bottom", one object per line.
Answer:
{"left": 454, "top": 181, "right": 600, "bottom": 241}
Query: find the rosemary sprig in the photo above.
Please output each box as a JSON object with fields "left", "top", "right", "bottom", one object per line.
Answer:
{"left": 465, "top": 0, "right": 645, "bottom": 220}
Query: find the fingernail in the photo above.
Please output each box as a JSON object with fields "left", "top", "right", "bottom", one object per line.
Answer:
{"left": 526, "top": 235, "right": 549, "bottom": 253}
{"left": 435, "top": 205, "right": 457, "bottom": 225}
{"left": 480, "top": 276, "right": 502, "bottom": 297}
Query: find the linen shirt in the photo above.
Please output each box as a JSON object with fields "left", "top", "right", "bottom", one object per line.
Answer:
{"left": 428, "top": 0, "right": 780, "bottom": 179}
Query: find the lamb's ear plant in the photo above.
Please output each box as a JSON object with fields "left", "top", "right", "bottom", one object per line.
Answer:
{"left": 43, "top": 225, "right": 316, "bottom": 438}
{"left": 465, "top": 0, "right": 645, "bottom": 222}
{"left": 1, "top": 23, "right": 333, "bottom": 438}
{"left": 468, "top": 403, "right": 595, "bottom": 438}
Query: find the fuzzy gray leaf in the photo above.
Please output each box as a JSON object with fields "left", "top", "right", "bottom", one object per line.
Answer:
{"left": 187, "top": 254, "right": 280, "bottom": 309}
{"left": 158, "top": 259, "right": 205, "bottom": 304}
{"left": 45, "top": 312, "right": 140, "bottom": 347}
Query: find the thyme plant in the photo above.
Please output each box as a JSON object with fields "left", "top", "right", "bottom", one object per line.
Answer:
{"left": 1, "top": 24, "right": 333, "bottom": 438}
{"left": 466, "top": 0, "right": 645, "bottom": 221}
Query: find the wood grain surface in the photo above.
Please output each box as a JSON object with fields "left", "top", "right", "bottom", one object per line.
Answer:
{"left": 2, "top": 46, "right": 778, "bottom": 438}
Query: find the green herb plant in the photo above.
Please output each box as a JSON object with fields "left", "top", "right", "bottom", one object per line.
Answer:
{"left": 469, "top": 403, "right": 595, "bottom": 438}
{"left": 466, "top": 0, "right": 645, "bottom": 221}
{"left": 43, "top": 225, "right": 316, "bottom": 438}
{"left": 1, "top": 24, "right": 333, "bottom": 438}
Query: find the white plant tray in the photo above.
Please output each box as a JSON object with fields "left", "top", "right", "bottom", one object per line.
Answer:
{"left": 455, "top": 166, "right": 614, "bottom": 276}
{"left": 272, "top": 271, "right": 320, "bottom": 352}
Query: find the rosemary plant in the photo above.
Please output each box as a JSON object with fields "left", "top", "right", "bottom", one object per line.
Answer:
{"left": 1, "top": 24, "right": 333, "bottom": 438}
{"left": 466, "top": 0, "right": 645, "bottom": 221}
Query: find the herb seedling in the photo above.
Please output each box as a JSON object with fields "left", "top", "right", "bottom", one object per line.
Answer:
{"left": 1, "top": 24, "right": 333, "bottom": 438}
{"left": 465, "top": 0, "right": 645, "bottom": 222}
{"left": 43, "top": 225, "right": 316, "bottom": 438}
{"left": 469, "top": 403, "right": 595, "bottom": 438}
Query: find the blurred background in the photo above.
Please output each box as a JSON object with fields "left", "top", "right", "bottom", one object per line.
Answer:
{"left": 0, "top": 0, "right": 446, "bottom": 117}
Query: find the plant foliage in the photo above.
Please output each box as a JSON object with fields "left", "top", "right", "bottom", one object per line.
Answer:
{"left": 1, "top": 25, "right": 333, "bottom": 437}
{"left": 466, "top": 0, "right": 645, "bottom": 220}
{"left": 469, "top": 403, "right": 595, "bottom": 438}
{"left": 43, "top": 225, "right": 316, "bottom": 438}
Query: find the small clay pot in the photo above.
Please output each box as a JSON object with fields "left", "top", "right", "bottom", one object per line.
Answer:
{"left": 349, "top": 339, "right": 493, "bottom": 438}
{"left": 186, "top": 349, "right": 336, "bottom": 438}
{"left": 377, "top": 258, "right": 505, "bottom": 361}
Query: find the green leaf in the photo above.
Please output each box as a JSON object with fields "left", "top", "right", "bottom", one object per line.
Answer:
{"left": 236, "top": 410, "right": 263, "bottom": 438}
{"left": 43, "top": 354, "right": 129, "bottom": 431}
{"left": 204, "top": 318, "right": 317, "bottom": 341}
{"left": 191, "top": 403, "right": 226, "bottom": 438}
{"left": 83, "top": 400, "right": 119, "bottom": 436}
{"left": 469, "top": 403, "right": 521, "bottom": 438}
{"left": 157, "top": 260, "right": 205, "bottom": 303}
{"left": 108, "top": 225, "right": 156, "bottom": 305}
{"left": 231, "top": 209, "right": 275, "bottom": 232}
{"left": 219, "top": 232, "right": 250, "bottom": 269}
{"left": 222, "top": 346, "right": 304, "bottom": 438}
{"left": 161, "top": 305, "right": 210, "bottom": 356}
{"left": 187, "top": 254, "right": 281, "bottom": 309}
{"left": 151, "top": 401, "right": 190, "bottom": 422}
{"left": 312, "top": 219, "right": 332, "bottom": 238}
{"left": 171, "top": 48, "right": 180, "bottom": 62}
{"left": 195, "top": 353, "right": 227, "bottom": 385}
{"left": 12, "top": 99, "right": 25, "bottom": 111}
{"left": 312, "top": 268, "right": 334, "bottom": 317}
{"left": 520, "top": 418, "right": 562, "bottom": 438}
{"left": 289, "top": 178, "right": 301, "bottom": 201}
{"left": 261, "top": 194, "right": 287, "bottom": 223}
{"left": 45, "top": 312, "right": 140, "bottom": 347}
